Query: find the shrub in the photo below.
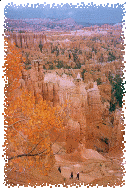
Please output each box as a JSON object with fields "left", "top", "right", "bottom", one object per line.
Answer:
{"left": 109, "top": 74, "right": 125, "bottom": 111}
{"left": 108, "top": 51, "right": 116, "bottom": 62}
{"left": 81, "top": 69, "right": 87, "bottom": 80}
{"left": 39, "top": 43, "right": 43, "bottom": 53}
{"left": 96, "top": 78, "right": 102, "bottom": 85}
{"left": 56, "top": 61, "right": 64, "bottom": 69}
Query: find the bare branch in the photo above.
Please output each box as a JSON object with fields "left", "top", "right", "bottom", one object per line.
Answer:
{"left": 8, "top": 148, "right": 47, "bottom": 161}
{"left": 8, "top": 135, "right": 60, "bottom": 161}
{"left": 28, "top": 137, "right": 45, "bottom": 155}
{"left": 12, "top": 126, "right": 27, "bottom": 141}
{"left": 53, "top": 148, "right": 63, "bottom": 155}
{"left": 6, "top": 118, "right": 29, "bottom": 128}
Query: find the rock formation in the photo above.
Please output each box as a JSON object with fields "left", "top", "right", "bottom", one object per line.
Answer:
{"left": 86, "top": 82, "right": 103, "bottom": 126}
{"left": 65, "top": 119, "right": 80, "bottom": 153}
{"left": 10, "top": 32, "right": 47, "bottom": 50}
{"left": 18, "top": 62, "right": 123, "bottom": 155}
{"left": 110, "top": 109, "right": 124, "bottom": 150}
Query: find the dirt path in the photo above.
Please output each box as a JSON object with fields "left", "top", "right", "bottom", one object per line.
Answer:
{"left": 53, "top": 150, "right": 124, "bottom": 186}
{"left": 5, "top": 144, "right": 124, "bottom": 187}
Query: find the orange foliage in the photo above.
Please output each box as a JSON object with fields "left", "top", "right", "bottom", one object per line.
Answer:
{"left": 4, "top": 41, "right": 24, "bottom": 92}
{"left": 4, "top": 42, "right": 63, "bottom": 177}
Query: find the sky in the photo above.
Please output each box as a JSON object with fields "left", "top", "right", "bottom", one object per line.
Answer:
{"left": 5, "top": 3, "right": 125, "bottom": 23}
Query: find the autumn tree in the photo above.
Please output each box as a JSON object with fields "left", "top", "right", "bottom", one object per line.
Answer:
{"left": 4, "top": 41, "right": 64, "bottom": 181}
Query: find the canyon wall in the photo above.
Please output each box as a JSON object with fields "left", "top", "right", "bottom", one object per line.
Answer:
{"left": 19, "top": 62, "right": 123, "bottom": 154}
{"left": 9, "top": 32, "right": 47, "bottom": 50}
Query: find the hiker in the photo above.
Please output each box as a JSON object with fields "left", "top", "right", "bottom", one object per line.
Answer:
{"left": 58, "top": 166, "right": 61, "bottom": 173}
{"left": 70, "top": 172, "right": 73, "bottom": 179}
{"left": 76, "top": 172, "right": 79, "bottom": 180}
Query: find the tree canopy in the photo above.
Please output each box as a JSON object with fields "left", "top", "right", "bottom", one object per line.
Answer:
{"left": 4, "top": 41, "right": 63, "bottom": 177}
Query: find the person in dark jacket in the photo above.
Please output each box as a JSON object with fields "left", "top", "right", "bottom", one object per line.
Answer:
{"left": 70, "top": 172, "right": 73, "bottom": 179}
{"left": 76, "top": 172, "right": 79, "bottom": 180}
{"left": 58, "top": 166, "right": 61, "bottom": 173}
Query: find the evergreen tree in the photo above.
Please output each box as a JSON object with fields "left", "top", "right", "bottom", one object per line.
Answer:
{"left": 109, "top": 74, "right": 125, "bottom": 111}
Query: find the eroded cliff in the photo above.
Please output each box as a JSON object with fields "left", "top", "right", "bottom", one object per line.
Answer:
{"left": 18, "top": 61, "right": 123, "bottom": 155}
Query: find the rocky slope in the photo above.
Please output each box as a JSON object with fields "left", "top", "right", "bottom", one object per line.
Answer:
{"left": 18, "top": 61, "right": 124, "bottom": 155}
{"left": 6, "top": 56, "right": 125, "bottom": 187}
{"left": 7, "top": 140, "right": 124, "bottom": 187}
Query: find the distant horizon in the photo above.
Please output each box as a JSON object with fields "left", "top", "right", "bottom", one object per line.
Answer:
{"left": 4, "top": 3, "right": 125, "bottom": 25}
{"left": 6, "top": 17, "right": 123, "bottom": 23}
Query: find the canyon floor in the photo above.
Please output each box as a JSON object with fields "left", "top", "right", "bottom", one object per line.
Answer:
{"left": 6, "top": 142, "right": 125, "bottom": 187}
